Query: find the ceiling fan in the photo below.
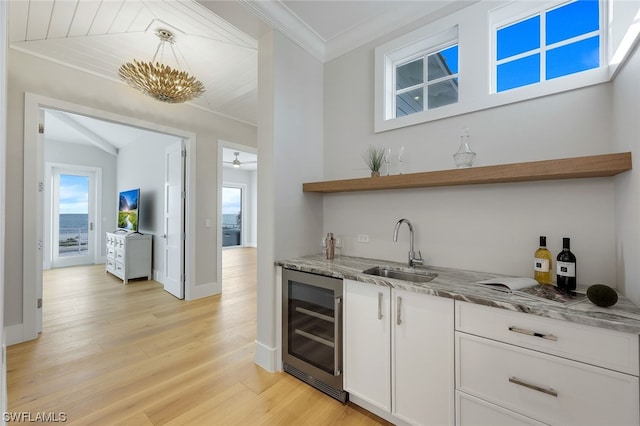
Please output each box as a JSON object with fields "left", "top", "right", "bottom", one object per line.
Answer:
{"left": 224, "top": 152, "right": 257, "bottom": 168}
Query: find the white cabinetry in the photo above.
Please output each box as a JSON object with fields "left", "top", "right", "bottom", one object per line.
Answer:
{"left": 344, "top": 279, "right": 391, "bottom": 411}
{"left": 455, "top": 301, "right": 640, "bottom": 426}
{"left": 394, "top": 287, "right": 454, "bottom": 426}
{"left": 344, "top": 279, "right": 454, "bottom": 425}
{"left": 105, "top": 232, "right": 152, "bottom": 284}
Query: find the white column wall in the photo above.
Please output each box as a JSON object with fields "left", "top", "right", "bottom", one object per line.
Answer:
{"left": 255, "top": 31, "right": 324, "bottom": 371}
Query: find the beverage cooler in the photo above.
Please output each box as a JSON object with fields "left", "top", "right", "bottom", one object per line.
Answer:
{"left": 281, "top": 268, "right": 347, "bottom": 402}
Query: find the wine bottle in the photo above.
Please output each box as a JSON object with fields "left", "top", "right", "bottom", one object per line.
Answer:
{"left": 534, "top": 236, "right": 552, "bottom": 285}
{"left": 556, "top": 237, "right": 577, "bottom": 293}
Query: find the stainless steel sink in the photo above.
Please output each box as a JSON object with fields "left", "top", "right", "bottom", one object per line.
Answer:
{"left": 363, "top": 266, "right": 438, "bottom": 283}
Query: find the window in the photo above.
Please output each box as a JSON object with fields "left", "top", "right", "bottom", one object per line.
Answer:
{"left": 395, "top": 44, "right": 459, "bottom": 117}
{"left": 376, "top": 26, "right": 459, "bottom": 130}
{"left": 495, "top": 0, "right": 600, "bottom": 92}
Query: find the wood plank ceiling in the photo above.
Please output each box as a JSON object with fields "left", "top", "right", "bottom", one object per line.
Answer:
{"left": 8, "top": 0, "right": 258, "bottom": 125}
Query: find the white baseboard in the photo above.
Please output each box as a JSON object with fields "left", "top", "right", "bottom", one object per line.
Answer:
{"left": 254, "top": 340, "right": 277, "bottom": 372}
{"left": 5, "top": 324, "right": 32, "bottom": 346}
{"left": 153, "top": 269, "right": 165, "bottom": 285}
{"left": 186, "top": 281, "right": 220, "bottom": 301}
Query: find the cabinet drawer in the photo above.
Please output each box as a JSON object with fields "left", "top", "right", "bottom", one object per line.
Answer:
{"left": 456, "top": 333, "right": 639, "bottom": 426}
{"left": 455, "top": 301, "right": 639, "bottom": 375}
{"left": 456, "top": 391, "right": 547, "bottom": 426}
{"left": 106, "top": 258, "right": 115, "bottom": 271}
{"left": 107, "top": 247, "right": 115, "bottom": 258}
{"left": 115, "top": 249, "right": 125, "bottom": 262}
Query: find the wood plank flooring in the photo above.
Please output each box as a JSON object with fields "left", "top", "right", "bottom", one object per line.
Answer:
{"left": 7, "top": 248, "right": 389, "bottom": 425}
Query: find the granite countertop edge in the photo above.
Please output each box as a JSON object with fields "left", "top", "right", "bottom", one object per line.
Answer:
{"left": 276, "top": 254, "right": 640, "bottom": 335}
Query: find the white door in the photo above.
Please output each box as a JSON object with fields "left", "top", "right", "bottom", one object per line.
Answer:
{"left": 163, "top": 141, "right": 185, "bottom": 299}
{"left": 51, "top": 167, "right": 96, "bottom": 268}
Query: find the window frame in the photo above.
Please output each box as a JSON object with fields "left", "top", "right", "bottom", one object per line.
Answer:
{"left": 374, "top": 1, "right": 616, "bottom": 134}
{"left": 491, "top": 0, "right": 604, "bottom": 94}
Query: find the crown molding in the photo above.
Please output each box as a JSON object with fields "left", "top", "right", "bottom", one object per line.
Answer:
{"left": 239, "top": 0, "right": 325, "bottom": 62}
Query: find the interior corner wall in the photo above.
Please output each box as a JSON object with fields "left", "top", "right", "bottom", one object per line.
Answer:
{"left": 613, "top": 42, "right": 640, "bottom": 306}
{"left": 322, "top": 11, "right": 617, "bottom": 289}
{"left": 255, "top": 30, "right": 324, "bottom": 372}
{"left": 44, "top": 140, "right": 117, "bottom": 263}
{"left": 117, "top": 134, "right": 179, "bottom": 280}
{"left": 5, "top": 48, "right": 256, "bottom": 330}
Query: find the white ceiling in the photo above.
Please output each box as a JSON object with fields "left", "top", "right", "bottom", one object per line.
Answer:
{"left": 11, "top": 0, "right": 465, "bottom": 163}
{"left": 8, "top": 0, "right": 465, "bottom": 127}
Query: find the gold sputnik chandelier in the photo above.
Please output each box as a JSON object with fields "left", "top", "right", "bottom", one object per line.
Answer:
{"left": 119, "top": 29, "right": 205, "bottom": 104}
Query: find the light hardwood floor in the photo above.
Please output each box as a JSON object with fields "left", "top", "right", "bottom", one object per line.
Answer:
{"left": 8, "top": 248, "right": 389, "bottom": 425}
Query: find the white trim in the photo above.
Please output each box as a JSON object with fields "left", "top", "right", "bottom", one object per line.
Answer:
{"left": 239, "top": 0, "right": 325, "bottom": 62}
{"left": 22, "top": 93, "right": 198, "bottom": 343}
{"left": 46, "top": 163, "right": 101, "bottom": 269}
{"left": 1, "top": 0, "right": 7, "bottom": 414}
{"left": 374, "top": 1, "right": 612, "bottom": 133}
{"left": 254, "top": 340, "right": 278, "bottom": 373}
{"left": 187, "top": 281, "right": 219, "bottom": 300}
{"left": 609, "top": 5, "right": 640, "bottom": 79}
{"left": 5, "top": 325, "right": 24, "bottom": 347}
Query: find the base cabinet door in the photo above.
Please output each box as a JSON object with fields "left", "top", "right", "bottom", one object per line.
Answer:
{"left": 344, "top": 279, "right": 391, "bottom": 412}
{"left": 393, "top": 289, "right": 454, "bottom": 426}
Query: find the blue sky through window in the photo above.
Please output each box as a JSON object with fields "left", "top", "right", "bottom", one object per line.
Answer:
{"left": 59, "top": 174, "right": 89, "bottom": 214}
{"left": 496, "top": 0, "right": 599, "bottom": 92}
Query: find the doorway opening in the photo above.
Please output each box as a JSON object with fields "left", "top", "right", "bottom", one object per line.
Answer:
{"left": 222, "top": 185, "right": 244, "bottom": 248}
{"left": 47, "top": 164, "right": 100, "bottom": 269}
{"left": 19, "top": 93, "right": 198, "bottom": 344}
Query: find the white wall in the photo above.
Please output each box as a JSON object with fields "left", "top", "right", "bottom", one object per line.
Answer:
{"left": 613, "top": 42, "right": 640, "bottom": 306}
{"left": 256, "top": 31, "right": 324, "bottom": 371}
{"left": 5, "top": 48, "right": 256, "bottom": 330}
{"left": 322, "top": 6, "right": 621, "bottom": 290}
{"left": 117, "top": 134, "right": 180, "bottom": 279}
{"left": 0, "top": 0, "right": 8, "bottom": 413}
{"left": 223, "top": 166, "right": 257, "bottom": 247}
{"left": 44, "top": 140, "right": 117, "bottom": 264}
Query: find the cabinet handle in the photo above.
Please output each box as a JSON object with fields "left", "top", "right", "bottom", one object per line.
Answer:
{"left": 334, "top": 296, "right": 342, "bottom": 376}
{"left": 377, "top": 292, "right": 383, "bottom": 320}
{"left": 396, "top": 296, "right": 402, "bottom": 325}
{"left": 508, "top": 326, "right": 557, "bottom": 342}
{"left": 509, "top": 376, "right": 558, "bottom": 397}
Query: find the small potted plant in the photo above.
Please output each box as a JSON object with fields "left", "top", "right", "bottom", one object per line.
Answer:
{"left": 363, "top": 146, "right": 385, "bottom": 177}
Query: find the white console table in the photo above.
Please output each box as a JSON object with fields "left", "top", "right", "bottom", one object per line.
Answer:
{"left": 106, "top": 232, "right": 152, "bottom": 284}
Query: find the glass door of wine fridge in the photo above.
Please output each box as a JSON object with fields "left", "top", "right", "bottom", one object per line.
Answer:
{"left": 282, "top": 268, "right": 346, "bottom": 402}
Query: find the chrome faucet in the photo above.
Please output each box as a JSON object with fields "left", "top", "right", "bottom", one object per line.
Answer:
{"left": 393, "top": 218, "right": 424, "bottom": 268}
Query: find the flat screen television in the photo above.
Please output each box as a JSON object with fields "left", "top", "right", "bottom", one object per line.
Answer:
{"left": 118, "top": 188, "right": 140, "bottom": 232}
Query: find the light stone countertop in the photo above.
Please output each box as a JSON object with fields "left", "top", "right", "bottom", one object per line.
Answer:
{"left": 276, "top": 254, "right": 640, "bottom": 335}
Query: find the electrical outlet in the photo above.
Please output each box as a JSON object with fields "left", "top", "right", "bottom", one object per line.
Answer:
{"left": 357, "top": 234, "right": 369, "bottom": 243}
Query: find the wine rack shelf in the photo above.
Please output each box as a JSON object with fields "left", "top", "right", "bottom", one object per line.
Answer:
{"left": 302, "top": 152, "right": 632, "bottom": 193}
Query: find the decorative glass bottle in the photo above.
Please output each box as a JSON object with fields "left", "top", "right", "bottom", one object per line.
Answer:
{"left": 453, "top": 127, "right": 476, "bottom": 168}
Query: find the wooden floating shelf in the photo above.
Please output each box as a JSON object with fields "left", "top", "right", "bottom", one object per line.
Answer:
{"left": 303, "top": 152, "right": 632, "bottom": 193}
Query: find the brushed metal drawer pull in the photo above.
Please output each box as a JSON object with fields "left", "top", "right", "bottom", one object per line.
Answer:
{"left": 509, "top": 376, "right": 558, "bottom": 397}
{"left": 377, "top": 292, "right": 383, "bottom": 320}
{"left": 508, "top": 326, "right": 557, "bottom": 342}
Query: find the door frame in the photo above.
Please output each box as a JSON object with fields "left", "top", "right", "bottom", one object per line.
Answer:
{"left": 17, "top": 92, "right": 197, "bottom": 344}
{"left": 216, "top": 140, "right": 257, "bottom": 290}
{"left": 221, "top": 183, "right": 247, "bottom": 249}
{"left": 45, "top": 163, "right": 102, "bottom": 270}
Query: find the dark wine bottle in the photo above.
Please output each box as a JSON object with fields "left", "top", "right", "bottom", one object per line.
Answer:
{"left": 556, "top": 237, "right": 577, "bottom": 293}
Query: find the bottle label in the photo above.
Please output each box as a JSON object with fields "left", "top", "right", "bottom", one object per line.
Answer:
{"left": 534, "top": 258, "right": 550, "bottom": 272}
{"left": 557, "top": 261, "right": 576, "bottom": 277}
